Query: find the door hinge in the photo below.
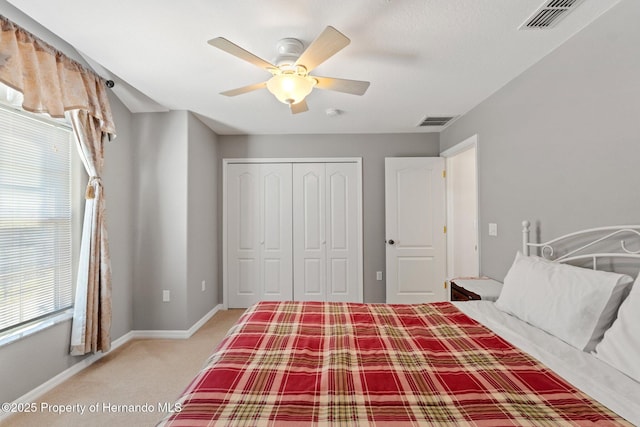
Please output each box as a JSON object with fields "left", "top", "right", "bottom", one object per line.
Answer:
{"left": 442, "top": 170, "right": 446, "bottom": 178}
{"left": 444, "top": 281, "right": 448, "bottom": 289}
{"left": 443, "top": 226, "right": 447, "bottom": 234}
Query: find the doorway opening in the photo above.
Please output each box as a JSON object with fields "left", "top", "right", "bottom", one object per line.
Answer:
{"left": 441, "top": 135, "right": 479, "bottom": 280}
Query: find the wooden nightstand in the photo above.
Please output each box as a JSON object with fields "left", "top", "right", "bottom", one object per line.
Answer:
{"left": 450, "top": 278, "right": 503, "bottom": 302}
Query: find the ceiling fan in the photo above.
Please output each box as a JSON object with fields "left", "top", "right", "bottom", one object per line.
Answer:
{"left": 208, "top": 26, "right": 370, "bottom": 114}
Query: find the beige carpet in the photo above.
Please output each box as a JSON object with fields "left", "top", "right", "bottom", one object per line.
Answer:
{"left": 1, "top": 309, "right": 244, "bottom": 427}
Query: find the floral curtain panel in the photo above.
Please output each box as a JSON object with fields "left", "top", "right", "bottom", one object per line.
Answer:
{"left": 67, "top": 110, "right": 113, "bottom": 355}
{"left": 0, "top": 15, "right": 116, "bottom": 355}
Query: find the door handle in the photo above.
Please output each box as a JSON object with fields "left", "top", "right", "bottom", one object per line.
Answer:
{"left": 387, "top": 239, "right": 395, "bottom": 245}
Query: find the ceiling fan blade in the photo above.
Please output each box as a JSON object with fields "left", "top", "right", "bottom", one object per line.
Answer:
{"left": 220, "top": 82, "right": 267, "bottom": 97}
{"left": 313, "top": 76, "right": 370, "bottom": 96}
{"left": 294, "top": 26, "right": 350, "bottom": 72}
{"left": 290, "top": 99, "right": 309, "bottom": 114}
{"left": 208, "top": 37, "right": 277, "bottom": 71}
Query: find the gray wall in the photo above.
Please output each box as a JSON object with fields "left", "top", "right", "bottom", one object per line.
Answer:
{"left": 219, "top": 133, "right": 440, "bottom": 303}
{"left": 103, "top": 94, "right": 136, "bottom": 342}
{"left": 440, "top": 0, "right": 640, "bottom": 281}
{"left": 132, "top": 111, "right": 189, "bottom": 330}
{"left": 132, "top": 111, "right": 219, "bottom": 330}
{"left": 187, "top": 114, "right": 220, "bottom": 326}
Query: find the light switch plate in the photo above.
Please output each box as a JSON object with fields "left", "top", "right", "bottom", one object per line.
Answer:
{"left": 489, "top": 223, "right": 498, "bottom": 236}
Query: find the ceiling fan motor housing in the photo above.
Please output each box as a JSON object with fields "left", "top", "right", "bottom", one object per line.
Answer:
{"left": 275, "top": 38, "right": 304, "bottom": 66}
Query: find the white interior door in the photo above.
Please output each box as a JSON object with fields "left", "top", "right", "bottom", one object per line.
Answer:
{"left": 227, "top": 163, "right": 292, "bottom": 308}
{"left": 385, "top": 157, "right": 447, "bottom": 303}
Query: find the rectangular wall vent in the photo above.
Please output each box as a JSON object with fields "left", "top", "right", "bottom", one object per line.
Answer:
{"left": 418, "top": 116, "right": 455, "bottom": 127}
{"left": 520, "top": 0, "right": 584, "bottom": 30}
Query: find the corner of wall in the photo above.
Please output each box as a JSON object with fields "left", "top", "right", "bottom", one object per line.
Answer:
{"left": 185, "top": 114, "right": 221, "bottom": 326}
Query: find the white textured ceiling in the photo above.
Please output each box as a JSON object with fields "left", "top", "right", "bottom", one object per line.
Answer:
{"left": 7, "top": 0, "right": 620, "bottom": 135}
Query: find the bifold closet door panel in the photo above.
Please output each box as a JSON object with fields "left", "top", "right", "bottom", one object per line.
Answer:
{"left": 325, "top": 163, "right": 359, "bottom": 302}
{"left": 227, "top": 164, "right": 260, "bottom": 308}
{"left": 293, "top": 163, "right": 360, "bottom": 302}
{"left": 293, "top": 163, "right": 326, "bottom": 301}
{"left": 227, "top": 163, "right": 293, "bottom": 308}
{"left": 260, "top": 164, "right": 293, "bottom": 302}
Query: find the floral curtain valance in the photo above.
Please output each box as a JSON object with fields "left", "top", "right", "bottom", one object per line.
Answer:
{"left": 0, "top": 15, "right": 115, "bottom": 138}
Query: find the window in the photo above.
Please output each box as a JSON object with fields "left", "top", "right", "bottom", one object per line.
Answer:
{"left": 0, "top": 102, "right": 75, "bottom": 335}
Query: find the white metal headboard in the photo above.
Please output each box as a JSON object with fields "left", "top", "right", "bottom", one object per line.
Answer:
{"left": 522, "top": 220, "right": 640, "bottom": 267}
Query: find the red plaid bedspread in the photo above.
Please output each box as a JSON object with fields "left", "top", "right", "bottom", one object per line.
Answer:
{"left": 157, "top": 301, "right": 630, "bottom": 426}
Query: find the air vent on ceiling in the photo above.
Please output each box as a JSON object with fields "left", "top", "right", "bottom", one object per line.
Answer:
{"left": 418, "top": 116, "right": 455, "bottom": 127}
{"left": 520, "top": 0, "right": 584, "bottom": 30}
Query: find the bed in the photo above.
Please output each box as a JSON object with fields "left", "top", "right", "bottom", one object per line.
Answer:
{"left": 157, "top": 221, "right": 640, "bottom": 426}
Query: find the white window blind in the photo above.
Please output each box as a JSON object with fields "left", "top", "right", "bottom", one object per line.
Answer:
{"left": 0, "top": 104, "right": 74, "bottom": 333}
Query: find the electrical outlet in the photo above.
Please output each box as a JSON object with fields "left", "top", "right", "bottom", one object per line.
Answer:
{"left": 201, "top": 280, "right": 206, "bottom": 292}
{"left": 162, "top": 290, "right": 170, "bottom": 302}
{"left": 376, "top": 271, "right": 383, "bottom": 281}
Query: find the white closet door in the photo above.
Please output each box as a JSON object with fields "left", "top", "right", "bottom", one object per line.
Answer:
{"left": 325, "top": 163, "right": 360, "bottom": 302}
{"left": 293, "top": 163, "right": 361, "bottom": 302}
{"left": 227, "top": 163, "right": 292, "bottom": 308}
{"left": 293, "top": 164, "right": 326, "bottom": 301}
{"left": 261, "top": 164, "right": 293, "bottom": 302}
{"left": 227, "top": 164, "right": 260, "bottom": 308}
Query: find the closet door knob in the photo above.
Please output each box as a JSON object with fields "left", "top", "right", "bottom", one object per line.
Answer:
{"left": 388, "top": 239, "right": 395, "bottom": 245}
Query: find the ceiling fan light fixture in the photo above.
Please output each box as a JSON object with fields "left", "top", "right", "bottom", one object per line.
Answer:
{"left": 210, "top": 27, "right": 369, "bottom": 113}
{"left": 266, "top": 72, "right": 317, "bottom": 105}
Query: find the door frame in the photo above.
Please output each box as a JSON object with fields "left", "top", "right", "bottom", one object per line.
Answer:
{"left": 222, "top": 157, "right": 363, "bottom": 309}
{"left": 440, "top": 135, "right": 480, "bottom": 283}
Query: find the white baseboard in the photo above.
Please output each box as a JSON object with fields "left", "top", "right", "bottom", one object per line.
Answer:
{"left": 1, "top": 304, "right": 224, "bottom": 422}
{"left": 131, "top": 304, "right": 223, "bottom": 340}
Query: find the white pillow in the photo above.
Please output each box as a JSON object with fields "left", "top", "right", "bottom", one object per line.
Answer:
{"left": 495, "top": 252, "right": 633, "bottom": 351}
{"left": 594, "top": 275, "right": 640, "bottom": 382}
